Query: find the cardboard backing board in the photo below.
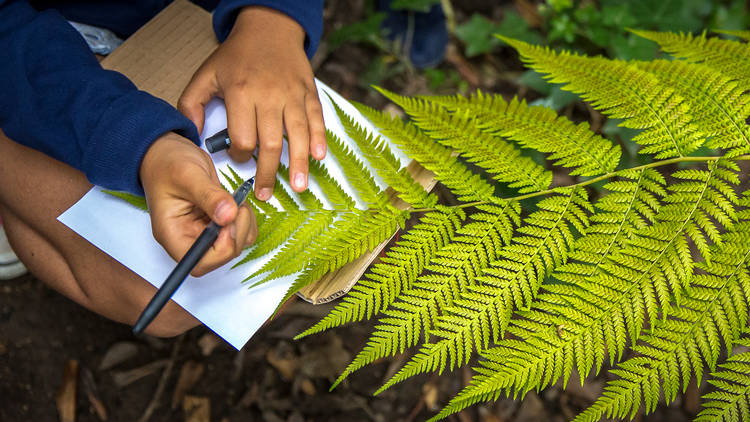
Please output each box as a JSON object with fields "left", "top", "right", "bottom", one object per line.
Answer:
{"left": 101, "top": 0, "right": 436, "bottom": 304}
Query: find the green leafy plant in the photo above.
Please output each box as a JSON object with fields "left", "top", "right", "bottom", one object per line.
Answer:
{"left": 112, "top": 29, "right": 750, "bottom": 420}
{"left": 293, "top": 30, "right": 750, "bottom": 421}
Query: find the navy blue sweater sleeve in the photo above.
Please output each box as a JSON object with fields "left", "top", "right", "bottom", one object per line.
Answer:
{"left": 0, "top": 0, "right": 200, "bottom": 195}
{"left": 213, "top": 0, "right": 324, "bottom": 58}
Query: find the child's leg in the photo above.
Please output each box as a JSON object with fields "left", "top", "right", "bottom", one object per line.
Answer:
{"left": 0, "top": 130, "right": 199, "bottom": 336}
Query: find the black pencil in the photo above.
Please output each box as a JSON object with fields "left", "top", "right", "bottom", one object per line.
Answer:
{"left": 133, "top": 177, "right": 254, "bottom": 334}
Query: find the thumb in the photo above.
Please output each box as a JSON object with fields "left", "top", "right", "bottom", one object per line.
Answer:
{"left": 182, "top": 170, "right": 237, "bottom": 227}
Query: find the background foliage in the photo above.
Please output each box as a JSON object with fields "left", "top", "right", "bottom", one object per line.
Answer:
{"left": 296, "top": 26, "right": 750, "bottom": 421}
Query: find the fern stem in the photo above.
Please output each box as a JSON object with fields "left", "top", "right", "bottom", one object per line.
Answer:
{"left": 410, "top": 154, "right": 750, "bottom": 213}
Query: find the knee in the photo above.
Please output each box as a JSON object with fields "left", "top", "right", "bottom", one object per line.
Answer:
{"left": 136, "top": 301, "right": 201, "bottom": 338}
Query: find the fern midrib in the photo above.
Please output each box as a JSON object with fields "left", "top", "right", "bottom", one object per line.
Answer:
{"left": 446, "top": 163, "right": 720, "bottom": 410}
{"left": 376, "top": 192, "right": 579, "bottom": 394}
{"left": 577, "top": 245, "right": 750, "bottom": 422}
{"left": 409, "top": 155, "right": 750, "bottom": 213}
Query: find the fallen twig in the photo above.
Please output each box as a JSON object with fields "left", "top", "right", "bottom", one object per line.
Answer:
{"left": 137, "top": 334, "right": 184, "bottom": 422}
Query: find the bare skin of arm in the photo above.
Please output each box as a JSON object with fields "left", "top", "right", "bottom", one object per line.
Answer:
{"left": 0, "top": 131, "right": 256, "bottom": 337}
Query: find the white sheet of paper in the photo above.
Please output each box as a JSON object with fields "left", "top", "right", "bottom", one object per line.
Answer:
{"left": 58, "top": 80, "right": 408, "bottom": 349}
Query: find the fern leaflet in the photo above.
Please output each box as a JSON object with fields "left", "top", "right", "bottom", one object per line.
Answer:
{"left": 375, "top": 88, "right": 553, "bottom": 192}
{"left": 499, "top": 36, "right": 706, "bottom": 159}
{"left": 296, "top": 210, "right": 464, "bottom": 338}
{"left": 631, "top": 30, "right": 750, "bottom": 85}
{"left": 696, "top": 335, "right": 750, "bottom": 422}
{"left": 419, "top": 91, "right": 621, "bottom": 176}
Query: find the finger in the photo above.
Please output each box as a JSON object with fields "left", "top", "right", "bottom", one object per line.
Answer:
{"left": 284, "top": 101, "right": 310, "bottom": 192}
{"left": 191, "top": 224, "right": 237, "bottom": 276}
{"left": 224, "top": 90, "right": 258, "bottom": 163}
{"left": 232, "top": 205, "right": 255, "bottom": 251}
{"left": 305, "top": 86, "right": 327, "bottom": 160}
{"left": 178, "top": 69, "right": 217, "bottom": 135}
{"left": 254, "top": 103, "right": 284, "bottom": 201}
{"left": 174, "top": 161, "right": 238, "bottom": 227}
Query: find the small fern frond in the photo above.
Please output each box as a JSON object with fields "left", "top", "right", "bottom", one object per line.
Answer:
{"left": 499, "top": 36, "right": 706, "bottom": 159}
{"left": 422, "top": 91, "right": 621, "bottom": 176}
{"left": 248, "top": 211, "right": 335, "bottom": 282}
{"left": 276, "top": 164, "right": 324, "bottom": 210}
{"left": 314, "top": 207, "right": 407, "bottom": 275}
{"left": 235, "top": 211, "right": 308, "bottom": 268}
{"left": 636, "top": 59, "right": 750, "bottom": 157}
{"left": 330, "top": 201, "right": 521, "bottom": 390}
{"left": 308, "top": 158, "right": 356, "bottom": 210}
{"left": 696, "top": 334, "right": 750, "bottom": 422}
{"left": 295, "top": 210, "right": 464, "bottom": 339}
{"left": 325, "top": 129, "right": 389, "bottom": 209}
{"left": 375, "top": 87, "right": 552, "bottom": 193}
{"left": 631, "top": 30, "right": 750, "bottom": 85}
{"left": 102, "top": 190, "right": 148, "bottom": 211}
{"left": 330, "top": 97, "right": 437, "bottom": 209}
{"left": 375, "top": 189, "right": 592, "bottom": 394}
{"left": 353, "top": 101, "right": 497, "bottom": 202}
{"left": 268, "top": 171, "right": 301, "bottom": 212}
{"left": 574, "top": 207, "right": 750, "bottom": 422}
{"left": 713, "top": 29, "right": 750, "bottom": 41}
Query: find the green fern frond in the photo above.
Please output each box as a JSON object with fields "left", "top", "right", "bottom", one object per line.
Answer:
{"left": 636, "top": 59, "right": 750, "bottom": 157}
{"left": 375, "top": 189, "right": 592, "bottom": 394}
{"left": 375, "top": 87, "right": 552, "bottom": 193}
{"left": 330, "top": 97, "right": 438, "bottom": 209}
{"left": 419, "top": 91, "right": 621, "bottom": 176}
{"left": 325, "top": 129, "right": 389, "bottom": 209}
{"left": 499, "top": 36, "right": 706, "bottom": 159}
{"left": 713, "top": 29, "right": 750, "bottom": 41}
{"left": 272, "top": 206, "right": 409, "bottom": 313}
{"left": 574, "top": 205, "right": 750, "bottom": 422}
{"left": 102, "top": 190, "right": 148, "bottom": 211}
{"left": 631, "top": 30, "right": 750, "bottom": 85}
{"left": 248, "top": 211, "right": 335, "bottom": 283}
{"left": 429, "top": 164, "right": 740, "bottom": 420}
{"left": 353, "top": 101, "right": 497, "bottom": 203}
{"left": 696, "top": 334, "right": 750, "bottom": 422}
{"left": 275, "top": 164, "right": 324, "bottom": 210}
{"left": 308, "top": 156, "right": 356, "bottom": 210}
{"left": 295, "top": 210, "right": 465, "bottom": 339}
{"left": 234, "top": 211, "right": 308, "bottom": 268}
{"left": 330, "top": 201, "right": 521, "bottom": 390}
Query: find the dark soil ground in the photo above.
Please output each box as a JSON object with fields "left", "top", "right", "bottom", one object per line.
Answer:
{"left": 0, "top": 1, "right": 732, "bottom": 422}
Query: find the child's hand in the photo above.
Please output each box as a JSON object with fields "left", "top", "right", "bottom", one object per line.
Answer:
{"left": 139, "top": 132, "right": 257, "bottom": 276}
{"left": 178, "top": 6, "right": 327, "bottom": 201}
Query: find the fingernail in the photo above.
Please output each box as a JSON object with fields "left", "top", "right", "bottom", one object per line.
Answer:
{"left": 229, "top": 223, "right": 237, "bottom": 240}
{"left": 257, "top": 188, "right": 272, "bottom": 201}
{"left": 214, "top": 200, "right": 232, "bottom": 221}
{"left": 314, "top": 144, "right": 326, "bottom": 159}
{"left": 294, "top": 172, "right": 306, "bottom": 189}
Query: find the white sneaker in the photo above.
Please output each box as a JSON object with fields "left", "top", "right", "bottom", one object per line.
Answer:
{"left": 0, "top": 224, "right": 27, "bottom": 280}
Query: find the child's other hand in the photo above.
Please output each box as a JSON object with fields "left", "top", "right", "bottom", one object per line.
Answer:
{"left": 178, "top": 6, "right": 327, "bottom": 201}
{"left": 139, "top": 132, "right": 257, "bottom": 276}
